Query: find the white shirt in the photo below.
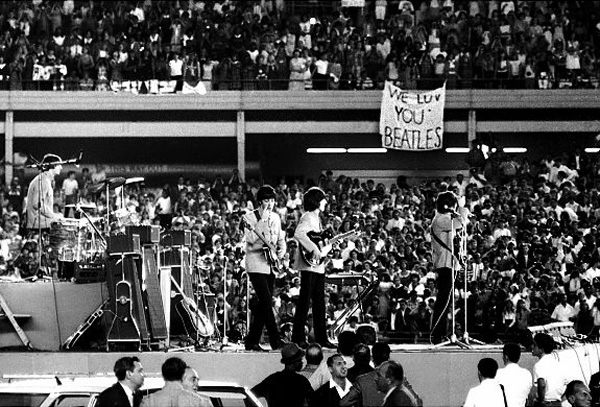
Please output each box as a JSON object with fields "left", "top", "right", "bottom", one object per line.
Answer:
{"left": 329, "top": 378, "right": 353, "bottom": 399}
{"left": 496, "top": 363, "right": 533, "bottom": 407}
{"left": 464, "top": 378, "right": 505, "bottom": 407}
{"left": 551, "top": 303, "right": 575, "bottom": 322}
{"left": 62, "top": 177, "right": 78, "bottom": 196}
{"left": 533, "top": 353, "right": 568, "bottom": 402}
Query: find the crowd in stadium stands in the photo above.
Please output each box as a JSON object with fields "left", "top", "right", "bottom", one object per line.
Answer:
{"left": 1, "top": 139, "right": 600, "bottom": 346}
{"left": 0, "top": 0, "right": 598, "bottom": 91}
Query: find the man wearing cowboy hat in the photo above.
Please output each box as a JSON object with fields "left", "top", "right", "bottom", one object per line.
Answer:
{"left": 251, "top": 342, "right": 314, "bottom": 407}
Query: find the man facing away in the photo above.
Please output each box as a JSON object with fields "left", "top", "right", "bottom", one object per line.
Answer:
{"left": 532, "top": 332, "right": 569, "bottom": 407}
{"left": 463, "top": 358, "right": 506, "bottom": 407}
{"left": 496, "top": 342, "right": 533, "bottom": 407}
{"left": 299, "top": 343, "right": 324, "bottom": 380}
{"left": 141, "top": 357, "right": 210, "bottom": 407}
{"left": 96, "top": 356, "right": 145, "bottom": 407}
{"left": 251, "top": 342, "right": 314, "bottom": 407}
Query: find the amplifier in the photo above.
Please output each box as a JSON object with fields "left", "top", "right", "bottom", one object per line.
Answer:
{"left": 108, "top": 234, "right": 141, "bottom": 255}
{"left": 74, "top": 262, "right": 106, "bottom": 283}
{"left": 126, "top": 225, "right": 160, "bottom": 245}
{"left": 161, "top": 230, "right": 191, "bottom": 246}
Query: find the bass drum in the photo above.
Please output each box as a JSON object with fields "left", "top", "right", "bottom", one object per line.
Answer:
{"left": 49, "top": 219, "right": 87, "bottom": 262}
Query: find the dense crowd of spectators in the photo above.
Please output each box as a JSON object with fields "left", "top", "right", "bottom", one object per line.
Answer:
{"left": 2, "top": 139, "right": 600, "bottom": 346}
{"left": 0, "top": 1, "right": 599, "bottom": 92}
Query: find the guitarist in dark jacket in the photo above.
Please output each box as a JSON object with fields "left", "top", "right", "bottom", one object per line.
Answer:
{"left": 243, "top": 185, "right": 286, "bottom": 352}
{"left": 292, "top": 187, "right": 336, "bottom": 349}
{"left": 96, "top": 356, "right": 145, "bottom": 407}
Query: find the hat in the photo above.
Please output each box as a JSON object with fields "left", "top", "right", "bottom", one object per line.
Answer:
{"left": 280, "top": 343, "right": 305, "bottom": 365}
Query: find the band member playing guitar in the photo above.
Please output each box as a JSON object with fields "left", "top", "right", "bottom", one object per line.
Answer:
{"left": 243, "top": 185, "right": 286, "bottom": 352}
{"left": 292, "top": 187, "right": 336, "bottom": 349}
{"left": 430, "top": 191, "right": 467, "bottom": 343}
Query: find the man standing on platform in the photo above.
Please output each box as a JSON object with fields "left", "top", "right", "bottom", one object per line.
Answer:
{"left": 292, "top": 187, "right": 336, "bottom": 349}
{"left": 25, "top": 154, "right": 63, "bottom": 235}
{"left": 243, "top": 185, "right": 285, "bottom": 351}
{"left": 96, "top": 356, "right": 145, "bottom": 407}
{"left": 430, "top": 191, "right": 465, "bottom": 342}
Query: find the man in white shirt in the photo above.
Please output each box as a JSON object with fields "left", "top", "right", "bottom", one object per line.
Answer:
{"left": 464, "top": 358, "right": 506, "bottom": 407}
{"left": 61, "top": 170, "right": 79, "bottom": 216}
{"left": 551, "top": 294, "right": 576, "bottom": 322}
{"left": 532, "top": 333, "right": 569, "bottom": 407}
{"left": 496, "top": 343, "right": 533, "bottom": 407}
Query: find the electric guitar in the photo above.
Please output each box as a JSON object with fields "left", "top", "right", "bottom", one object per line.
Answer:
{"left": 300, "top": 228, "right": 361, "bottom": 267}
{"left": 243, "top": 218, "right": 282, "bottom": 273}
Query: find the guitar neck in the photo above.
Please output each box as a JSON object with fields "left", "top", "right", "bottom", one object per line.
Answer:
{"left": 329, "top": 230, "right": 356, "bottom": 245}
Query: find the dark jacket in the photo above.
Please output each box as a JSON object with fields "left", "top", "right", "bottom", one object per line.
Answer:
{"left": 96, "top": 382, "right": 142, "bottom": 407}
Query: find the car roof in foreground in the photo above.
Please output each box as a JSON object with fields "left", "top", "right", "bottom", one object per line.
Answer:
{"left": 0, "top": 378, "right": 247, "bottom": 393}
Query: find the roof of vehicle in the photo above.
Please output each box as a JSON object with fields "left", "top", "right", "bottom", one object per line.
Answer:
{"left": 0, "top": 378, "right": 247, "bottom": 394}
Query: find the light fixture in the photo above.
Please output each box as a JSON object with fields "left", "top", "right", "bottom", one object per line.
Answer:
{"left": 585, "top": 148, "right": 600, "bottom": 153}
{"left": 347, "top": 148, "right": 387, "bottom": 154}
{"left": 445, "top": 147, "right": 470, "bottom": 153}
{"left": 306, "top": 148, "right": 347, "bottom": 154}
{"left": 503, "top": 147, "right": 527, "bottom": 153}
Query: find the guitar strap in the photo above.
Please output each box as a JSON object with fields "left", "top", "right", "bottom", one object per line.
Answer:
{"left": 431, "top": 230, "right": 462, "bottom": 266}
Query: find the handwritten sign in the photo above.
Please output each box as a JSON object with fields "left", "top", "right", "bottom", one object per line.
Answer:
{"left": 380, "top": 82, "right": 446, "bottom": 151}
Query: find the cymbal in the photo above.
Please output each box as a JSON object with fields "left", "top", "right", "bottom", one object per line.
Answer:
{"left": 64, "top": 203, "right": 96, "bottom": 209}
{"left": 87, "top": 177, "right": 126, "bottom": 194}
{"left": 125, "top": 177, "right": 144, "bottom": 185}
{"left": 106, "top": 177, "right": 126, "bottom": 189}
{"left": 87, "top": 182, "right": 105, "bottom": 194}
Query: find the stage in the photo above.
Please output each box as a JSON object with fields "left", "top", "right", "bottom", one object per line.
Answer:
{"left": 1, "top": 343, "right": 599, "bottom": 407}
{"left": 1, "top": 281, "right": 600, "bottom": 406}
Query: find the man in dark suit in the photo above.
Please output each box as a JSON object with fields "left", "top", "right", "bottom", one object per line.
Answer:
{"left": 375, "top": 360, "right": 418, "bottom": 407}
{"left": 96, "top": 356, "right": 145, "bottom": 407}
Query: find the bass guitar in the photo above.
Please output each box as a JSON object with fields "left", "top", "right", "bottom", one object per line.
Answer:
{"left": 171, "top": 275, "right": 215, "bottom": 339}
{"left": 300, "top": 228, "right": 360, "bottom": 267}
{"left": 243, "top": 219, "right": 282, "bottom": 273}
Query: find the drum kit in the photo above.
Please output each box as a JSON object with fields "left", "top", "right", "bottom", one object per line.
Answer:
{"left": 49, "top": 176, "right": 145, "bottom": 265}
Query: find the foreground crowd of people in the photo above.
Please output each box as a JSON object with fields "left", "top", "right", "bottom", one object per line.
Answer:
{"left": 0, "top": 0, "right": 599, "bottom": 91}
{"left": 96, "top": 332, "right": 597, "bottom": 407}
{"left": 3, "top": 141, "right": 600, "bottom": 349}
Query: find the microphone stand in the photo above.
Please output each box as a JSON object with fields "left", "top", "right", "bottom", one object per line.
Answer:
{"left": 460, "top": 221, "right": 484, "bottom": 346}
